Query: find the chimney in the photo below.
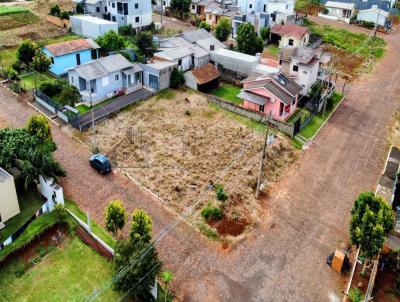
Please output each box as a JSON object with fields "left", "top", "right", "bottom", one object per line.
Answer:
{"left": 210, "top": 44, "right": 215, "bottom": 51}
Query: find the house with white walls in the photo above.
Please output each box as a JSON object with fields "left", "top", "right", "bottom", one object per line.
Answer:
{"left": 318, "top": 1, "right": 355, "bottom": 23}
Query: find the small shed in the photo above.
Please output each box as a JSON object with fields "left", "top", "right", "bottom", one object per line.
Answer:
{"left": 140, "top": 60, "right": 177, "bottom": 91}
{"left": 357, "top": 5, "right": 389, "bottom": 27}
{"left": 0, "top": 168, "right": 20, "bottom": 227}
{"left": 319, "top": 1, "right": 355, "bottom": 23}
{"left": 70, "top": 15, "right": 118, "bottom": 39}
{"left": 184, "top": 63, "right": 221, "bottom": 92}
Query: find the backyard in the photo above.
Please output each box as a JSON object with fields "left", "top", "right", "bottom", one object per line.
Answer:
{"left": 0, "top": 235, "right": 121, "bottom": 302}
{"left": 81, "top": 89, "right": 299, "bottom": 240}
{"left": 210, "top": 83, "right": 242, "bottom": 105}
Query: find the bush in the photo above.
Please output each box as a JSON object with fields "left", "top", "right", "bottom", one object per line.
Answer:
{"left": 54, "top": 204, "right": 67, "bottom": 222}
{"left": 214, "top": 18, "right": 231, "bottom": 41}
{"left": 199, "top": 21, "right": 211, "bottom": 32}
{"left": 259, "top": 27, "right": 270, "bottom": 41}
{"left": 76, "top": 3, "right": 84, "bottom": 14}
{"left": 348, "top": 288, "right": 364, "bottom": 302}
{"left": 49, "top": 4, "right": 61, "bottom": 17}
{"left": 201, "top": 203, "right": 222, "bottom": 220}
{"left": 215, "top": 184, "right": 228, "bottom": 201}
{"left": 170, "top": 68, "right": 184, "bottom": 89}
{"left": 39, "top": 81, "right": 62, "bottom": 97}
{"left": 393, "top": 275, "right": 400, "bottom": 296}
{"left": 11, "top": 60, "right": 24, "bottom": 73}
{"left": 16, "top": 40, "right": 38, "bottom": 66}
{"left": 31, "top": 49, "right": 51, "bottom": 72}
{"left": 58, "top": 84, "right": 80, "bottom": 106}
{"left": 119, "top": 24, "right": 135, "bottom": 36}
{"left": 60, "top": 11, "right": 72, "bottom": 20}
{"left": 9, "top": 81, "right": 22, "bottom": 93}
{"left": 5, "top": 67, "right": 19, "bottom": 81}
{"left": 14, "top": 261, "right": 26, "bottom": 278}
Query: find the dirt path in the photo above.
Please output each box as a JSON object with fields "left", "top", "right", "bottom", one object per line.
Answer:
{"left": 308, "top": 15, "right": 377, "bottom": 35}
{"left": 0, "top": 27, "right": 399, "bottom": 301}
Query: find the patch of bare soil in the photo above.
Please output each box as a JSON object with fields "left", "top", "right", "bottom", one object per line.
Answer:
{"left": 84, "top": 90, "right": 298, "bottom": 234}
{"left": 387, "top": 112, "right": 400, "bottom": 149}
{"left": 321, "top": 45, "right": 364, "bottom": 82}
{"left": 208, "top": 217, "right": 248, "bottom": 237}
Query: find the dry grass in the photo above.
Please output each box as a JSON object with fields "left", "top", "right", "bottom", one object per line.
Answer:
{"left": 84, "top": 90, "right": 298, "bottom": 230}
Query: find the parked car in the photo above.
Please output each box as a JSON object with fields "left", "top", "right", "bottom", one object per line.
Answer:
{"left": 89, "top": 154, "right": 112, "bottom": 174}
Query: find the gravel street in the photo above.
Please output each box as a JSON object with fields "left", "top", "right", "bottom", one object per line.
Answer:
{"left": 0, "top": 25, "right": 399, "bottom": 302}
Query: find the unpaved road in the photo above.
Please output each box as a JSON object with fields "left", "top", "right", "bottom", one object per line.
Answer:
{"left": 0, "top": 26, "right": 399, "bottom": 302}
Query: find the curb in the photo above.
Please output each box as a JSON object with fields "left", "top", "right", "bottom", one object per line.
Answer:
{"left": 310, "top": 94, "right": 346, "bottom": 141}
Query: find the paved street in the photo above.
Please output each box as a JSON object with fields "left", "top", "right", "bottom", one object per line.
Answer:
{"left": 0, "top": 26, "right": 399, "bottom": 302}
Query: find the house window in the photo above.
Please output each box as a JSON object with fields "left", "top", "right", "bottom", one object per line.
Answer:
{"left": 70, "top": 76, "right": 74, "bottom": 84}
{"left": 178, "top": 59, "right": 182, "bottom": 66}
{"left": 114, "top": 73, "right": 119, "bottom": 81}
{"left": 50, "top": 57, "right": 54, "bottom": 64}
{"left": 135, "top": 16, "right": 140, "bottom": 22}
{"left": 96, "top": 6, "right": 100, "bottom": 12}
{"left": 117, "top": 2, "right": 123, "bottom": 13}
{"left": 288, "top": 39, "right": 294, "bottom": 46}
{"left": 279, "top": 59, "right": 282, "bottom": 65}
{"left": 163, "top": 1, "right": 166, "bottom": 5}
{"left": 292, "top": 98, "right": 296, "bottom": 105}
{"left": 303, "top": 70, "right": 308, "bottom": 74}
{"left": 108, "top": 1, "right": 110, "bottom": 5}
{"left": 91, "top": 49, "right": 97, "bottom": 60}
{"left": 249, "top": 4, "right": 252, "bottom": 8}
{"left": 123, "top": 3, "right": 128, "bottom": 15}
{"left": 259, "top": 104, "right": 265, "bottom": 112}
{"left": 76, "top": 53, "right": 81, "bottom": 65}
{"left": 112, "top": 16, "right": 116, "bottom": 21}
{"left": 263, "top": 4, "right": 266, "bottom": 12}
{"left": 135, "top": 3, "right": 138, "bottom": 9}
{"left": 105, "top": 6, "right": 107, "bottom": 11}
{"left": 279, "top": 102, "right": 284, "bottom": 116}
{"left": 292, "top": 65, "right": 298, "bottom": 72}
{"left": 192, "top": 4, "right": 195, "bottom": 9}
{"left": 208, "top": 14, "right": 211, "bottom": 20}
{"left": 112, "top": 2, "right": 115, "bottom": 8}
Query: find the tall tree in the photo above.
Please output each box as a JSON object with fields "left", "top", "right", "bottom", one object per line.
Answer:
{"left": 104, "top": 200, "right": 127, "bottom": 236}
{"left": 214, "top": 18, "right": 231, "bottom": 41}
{"left": 113, "top": 209, "right": 161, "bottom": 300}
{"left": 26, "top": 115, "right": 52, "bottom": 144}
{"left": 96, "top": 31, "right": 126, "bottom": 53}
{"left": 350, "top": 192, "right": 395, "bottom": 267}
{"left": 170, "top": 0, "right": 190, "bottom": 13}
{"left": 134, "top": 31, "right": 156, "bottom": 58}
{"left": 16, "top": 40, "right": 38, "bottom": 66}
{"left": 236, "top": 23, "right": 264, "bottom": 55}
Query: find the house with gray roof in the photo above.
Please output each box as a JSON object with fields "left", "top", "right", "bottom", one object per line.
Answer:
{"left": 140, "top": 59, "right": 177, "bottom": 91}
{"left": 68, "top": 54, "right": 143, "bottom": 104}
{"left": 238, "top": 72, "right": 302, "bottom": 121}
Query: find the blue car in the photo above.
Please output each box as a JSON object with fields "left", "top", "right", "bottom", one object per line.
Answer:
{"left": 89, "top": 154, "right": 112, "bottom": 174}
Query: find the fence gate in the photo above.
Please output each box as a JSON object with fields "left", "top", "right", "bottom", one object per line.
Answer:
{"left": 293, "top": 117, "right": 301, "bottom": 136}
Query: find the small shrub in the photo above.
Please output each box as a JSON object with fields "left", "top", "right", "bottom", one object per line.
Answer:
{"left": 170, "top": 68, "right": 184, "bottom": 89}
{"left": 36, "top": 245, "right": 47, "bottom": 258}
{"left": 199, "top": 21, "right": 211, "bottom": 32}
{"left": 348, "top": 288, "right": 364, "bottom": 302}
{"left": 54, "top": 204, "right": 67, "bottom": 222}
{"left": 215, "top": 184, "right": 228, "bottom": 201}
{"left": 184, "top": 110, "right": 191, "bottom": 116}
{"left": 197, "top": 223, "right": 219, "bottom": 240}
{"left": 9, "top": 81, "right": 22, "bottom": 93}
{"left": 76, "top": 3, "right": 84, "bottom": 14}
{"left": 119, "top": 24, "right": 135, "bottom": 36}
{"left": 201, "top": 203, "right": 222, "bottom": 220}
{"left": 393, "top": 275, "right": 400, "bottom": 296}
{"left": 49, "top": 4, "right": 61, "bottom": 17}
{"left": 14, "top": 261, "right": 26, "bottom": 278}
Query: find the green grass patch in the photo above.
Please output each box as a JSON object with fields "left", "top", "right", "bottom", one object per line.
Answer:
{"left": 210, "top": 84, "right": 242, "bottom": 105}
{"left": 19, "top": 72, "right": 55, "bottom": 90}
{"left": 0, "top": 6, "right": 29, "bottom": 16}
{"left": 64, "top": 199, "right": 115, "bottom": 249}
{"left": 0, "top": 189, "right": 44, "bottom": 241}
{"left": 292, "top": 136, "right": 304, "bottom": 149}
{"left": 196, "top": 223, "right": 219, "bottom": 241}
{"left": 299, "top": 92, "right": 343, "bottom": 139}
{"left": 0, "top": 236, "right": 121, "bottom": 302}
{"left": 156, "top": 88, "right": 176, "bottom": 100}
{"left": 0, "top": 11, "right": 39, "bottom": 30}
{"left": 75, "top": 104, "right": 91, "bottom": 114}
{"left": 287, "top": 107, "right": 312, "bottom": 125}
{"left": 36, "top": 34, "right": 81, "bottom": 48}
{"left": 305, "top": 21, "right": 386, "bottom": 58}
{"left": 263, "top": 45, "right": 280, "bottom": 57}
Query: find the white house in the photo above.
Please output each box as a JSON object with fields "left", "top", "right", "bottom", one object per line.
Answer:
{"left": 318, "top": 1, "right": 355, "bottom": 23}
{"left": 0, "top": 168, "right": 20, "bottom": 228}
{"left": 357, "top": 5, "right": 389, "bottom": 27}
{"left": 70, "top": 15, "right": 118, "bottom": 39}
{"left": 74, "top": 0, "right": 153, "bottom": 28}
{"left": 140, "top": 60, "right": 177, "bottom": 91}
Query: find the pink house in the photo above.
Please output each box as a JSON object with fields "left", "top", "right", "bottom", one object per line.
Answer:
{"left": 237, "top": 73, "right": 302, "bottom": 121}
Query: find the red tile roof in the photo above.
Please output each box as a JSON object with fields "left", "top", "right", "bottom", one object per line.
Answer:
{"left": 271, "top": 24, "right": 310, "bottom": 39}
{"left": 191, "top": 63, "right": 220, "bottom": 85}
{"left": 44, "top": 39, "right": 95, "bottom": 57}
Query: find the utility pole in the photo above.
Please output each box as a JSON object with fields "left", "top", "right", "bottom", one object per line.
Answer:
{"left": 368, "top": 5, "right": 381, "bottom": 60}
{"left": 256, "top": 111, "right": 272, "bottom": 199}
{"left": 89, "top": 82, "right": 97, "bottom": 149}
{"left": 160, "top": 0, "right": 164, "bottom": 28}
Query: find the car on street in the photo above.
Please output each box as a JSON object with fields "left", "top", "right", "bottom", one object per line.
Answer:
{"left": 89, "top": 154, "right": 112, "bottom": 174}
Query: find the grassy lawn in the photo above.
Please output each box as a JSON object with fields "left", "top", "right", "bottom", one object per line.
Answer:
{"left": 287, "top": 107, "right": 312, "bottom": 124}
{"left": 210, "top": 84, "right": 242, "bottom": 105}
{"left": 75, "top": 96, "right": 119, "bottom": 115}
{"left": 0, "top": 236, "right": 121, "bottom": 302}
{"left": 0, "top": 188, "right": 44, "bottom": 241}
{"left": 19, "top": 72, "right": 55, "bottom": 90}
{"left": 65, "top": 199, "right": 115, "bottom": 248}
{"left": 263, "top": 45, "right": 280, "bottom": 58}
{"left": 0, "top": 9, "right": 39, "bottom": 31}
{"left": 305, "top": 20, "right": 386, "bottom": 58}
{"left": 299, "top": 92, "right": 343, "bottom": 139}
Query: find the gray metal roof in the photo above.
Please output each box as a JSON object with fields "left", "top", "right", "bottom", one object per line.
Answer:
{"left": 264, "top": 81, "right": 294, "bottom": 105}
{"left": 73, "top": 54, "right": 136, "bottom": 80}
{"left": 237, "top": 90, "right": 267, "bottom": 105}
{"left": 180, "top": 29, "right": 227, "bottom": 51}
{"left": 0, "top": 167, "right": 12, "bottom": 183}
{"left": 140, "top": 60, "right": 177, "bottom": 71}
{"left": 154, "top": 47, "right": 194, "bottom": 60}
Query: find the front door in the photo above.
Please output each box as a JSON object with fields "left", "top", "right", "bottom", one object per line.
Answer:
{"left": 149, "top": 74, "right": 159, "bottom": 90}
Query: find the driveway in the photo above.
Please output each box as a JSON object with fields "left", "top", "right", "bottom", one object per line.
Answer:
{"left": 0, "top": 27, "right": 399, "bottom": 301}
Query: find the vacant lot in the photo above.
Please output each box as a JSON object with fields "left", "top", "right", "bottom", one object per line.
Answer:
{"left": 83, "top": 90, "right": 298, "bottom": 237}
{"left": 0, "top": 236, "right": 120, "bottom": 302}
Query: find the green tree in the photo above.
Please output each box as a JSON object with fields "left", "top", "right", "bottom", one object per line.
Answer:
{"left": 16, "top": 40, "right": 38, "bottom": 66}
{"left": 236, "top": 23, "right": 264, "bottom": 55}
{"left": 96, "top": 31, "right": 126, "bottom": 53}
{"left": 214, "top": 18, "right": 231, "bottom": 41}
{"left": 161, "top": 270, "right": 173, "bottom": 302}
{"left": 75, "top": 3, "right": 84, "bottom": 14}
{"left": 170, "top": 0, "right": 190, "bottom": 13}
{"left": 350, "top": 192, "right": 395, "bottom": 269}
{"left": 26, "top": 115, "right": 52, "bottom": 143}
{"left": 50, "top": 4, "right": 61, "bottom": 17}
{"left": 259, "top": 27, "right": 270, "bottom": 41}
{"left": 113, "top": 209, "right": 161, "bottom": 300}
{"left": 58, "top": 85, "right": 81, "bottom": 107}
{"left": 199, "top": 21, "right": 211, "bottom": 32}
{"left": 170, "top": 68, "right": 184, "bottom": 89}
{"left": 134, "top": 31, "right": 156, "bottom": 58}
{"left": 31, "top": 49, "right": 51, "bottom": 72}
{"left": 104, "top": 200, "right": 127, "bottom": 236}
